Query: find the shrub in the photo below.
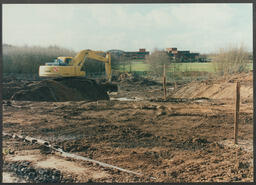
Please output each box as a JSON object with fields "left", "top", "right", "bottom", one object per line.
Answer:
{"left": 212, "top": 45, "right": 250, "bottom": 76}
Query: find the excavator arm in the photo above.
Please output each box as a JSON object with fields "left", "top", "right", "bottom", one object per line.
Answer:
{"left": 72, "top": 50, "right": 111, "bottom": 81}
{"left": 39, "top": 49, "right": 112, "bottom": 81}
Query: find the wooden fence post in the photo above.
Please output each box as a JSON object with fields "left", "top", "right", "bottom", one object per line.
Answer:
{"left": 163, "top": 64, "right": 167, "bottom": 100}
{"left": 234, "top": 81, "right": 240, "bottom": 145}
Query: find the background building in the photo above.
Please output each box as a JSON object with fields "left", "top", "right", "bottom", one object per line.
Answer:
{"left": 166, "top": 47, "right": 201, "bottom": 62}
{"left": 123, "top": 48, "right": 150, "bottom": 59}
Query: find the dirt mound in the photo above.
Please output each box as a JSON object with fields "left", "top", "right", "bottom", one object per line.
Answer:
{"left": 172, "top": 72, "right": 253, "bottom": 102}
{"left": 3, "top": 78, "right": 32, "bottom": 100}
{"left": 5, "top": 77, "right": 116, "bottom": 102}
{"left": 117, "top": 72, "right": 142, "bottom": 83}
{"left": 116, "top": 72, "right": 161, "bottom": 86}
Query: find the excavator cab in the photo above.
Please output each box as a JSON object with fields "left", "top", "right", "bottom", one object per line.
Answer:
{"left": 45, "top": 57, "right": 72, "bottom": 66}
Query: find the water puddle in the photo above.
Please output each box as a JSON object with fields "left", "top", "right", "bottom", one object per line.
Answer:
{"left": 110, "top": 97, "right": 143, "bottom": 102}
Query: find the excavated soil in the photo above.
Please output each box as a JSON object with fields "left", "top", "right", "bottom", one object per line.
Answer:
{"left": 172, "top": 72, "right": 253, "bottom": 103}
{"left": 2, "top": 72, "right": 253, "bottom": 182}
{"left": 3, "top": 77, "right": 117, "bottom": 102}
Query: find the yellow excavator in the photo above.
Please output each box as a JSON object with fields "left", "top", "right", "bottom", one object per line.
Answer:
{"left": 39, "top": 49, "right": 112, "bottom": 81}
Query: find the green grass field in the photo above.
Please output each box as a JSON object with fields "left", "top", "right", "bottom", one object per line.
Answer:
{"left": 118, "top": 60, "right": 253, "bottom": 73}
{"left": 247, "top": 63, "right": 253, "bottom": 70}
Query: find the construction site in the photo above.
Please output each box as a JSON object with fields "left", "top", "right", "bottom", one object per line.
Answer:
{"left": 2, "top": 3, "right": 253, "bottom": 183}
{"left": 2, "top": 66, "right": 253, "bottom": 182}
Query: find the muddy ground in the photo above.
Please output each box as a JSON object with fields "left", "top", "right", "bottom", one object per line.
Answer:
{"left": 2, "top": 72, "right": 253, "bottom": 182}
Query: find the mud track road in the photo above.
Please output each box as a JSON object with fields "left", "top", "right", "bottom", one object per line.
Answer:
{"left": 2, "top": 73, "right": 253, "bottom": 182}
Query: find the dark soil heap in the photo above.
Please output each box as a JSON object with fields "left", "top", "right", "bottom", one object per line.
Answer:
{"left": 3, "top": 77, "right": 116, "bottom": 102}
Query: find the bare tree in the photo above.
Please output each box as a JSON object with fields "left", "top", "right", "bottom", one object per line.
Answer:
{"left": 145, "top": 49, "right": 170, "bottom": 76}
{"left": 3, "top": 44, "right": 76, "bottom": 74}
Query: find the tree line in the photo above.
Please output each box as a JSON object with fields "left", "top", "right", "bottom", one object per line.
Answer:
{"left": 3, "top": 44, "right": 251, "bottom": 78}
{"left": 3, "top": 44, "right": 76, "bottom": 74}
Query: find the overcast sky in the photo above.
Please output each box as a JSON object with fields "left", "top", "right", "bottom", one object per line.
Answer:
{"left": 3, "top": 3, "right": 252, "bottom": 53}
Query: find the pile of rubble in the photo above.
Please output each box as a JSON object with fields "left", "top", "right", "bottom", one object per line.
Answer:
{"left": 3, "top": 161, "right": 73, "bottom": 183}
